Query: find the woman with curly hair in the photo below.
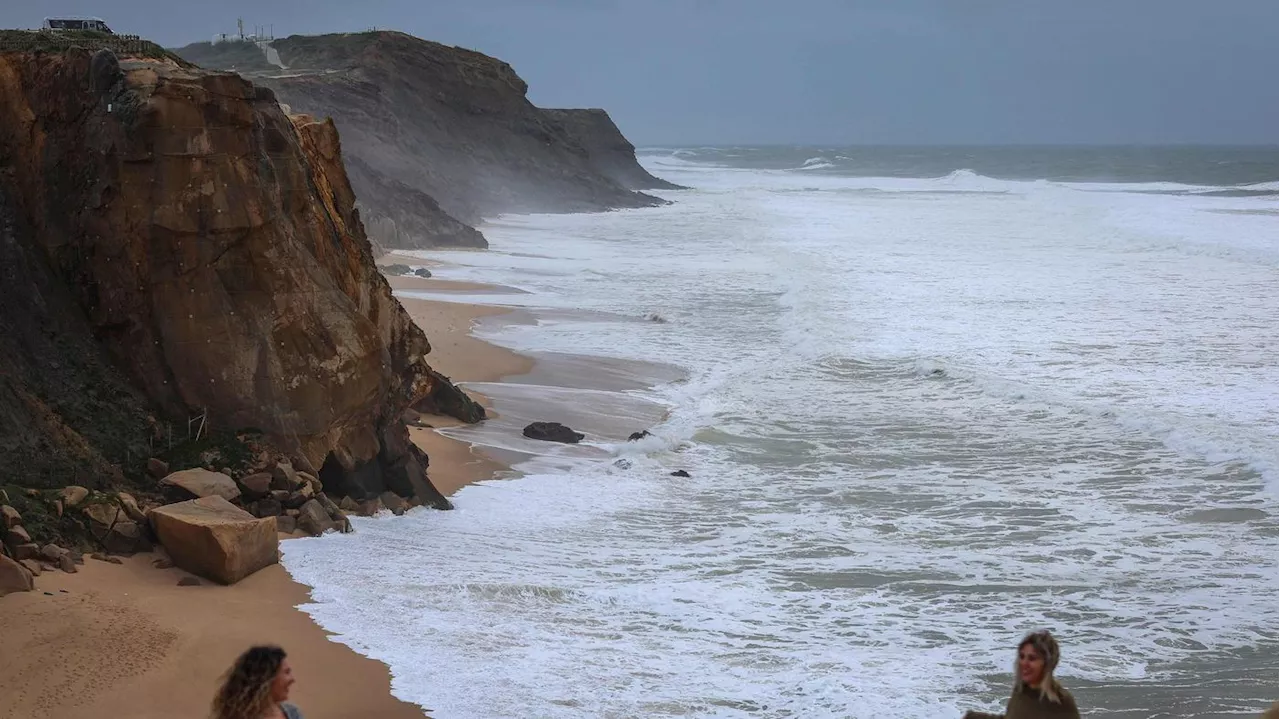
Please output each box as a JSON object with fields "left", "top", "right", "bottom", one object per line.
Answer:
{"left": 963, "top": 630, "right": 1081, "bottom": 719}
{"left": 211, "top": 645, "right": 303, "bottom": 719}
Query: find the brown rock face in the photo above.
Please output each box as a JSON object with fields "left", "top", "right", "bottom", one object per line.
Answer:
{"left": 149, "top": 496, "right": 278, "bottom": 584}
{"left": 0, "top": 49, "right": 464, "bottom": 506}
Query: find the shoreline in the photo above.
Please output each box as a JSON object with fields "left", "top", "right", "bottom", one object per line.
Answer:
{"left": 0, "top": 268, "right": 539, "bottom": 719}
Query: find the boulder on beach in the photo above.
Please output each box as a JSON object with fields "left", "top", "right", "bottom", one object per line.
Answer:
{"left": 83, "top": 502, "right": 153, "bottom": 555}
{"left": 523, "top": 421, "right": 585, "bottom": 444}
{"left": 0, "top": 554, "right": 34, "bottom": 596}
{"left": 160, "top": 468, "right": 241, "bottom": 502}
{"left": 148, "top": 496, "right": 278, "bottom": 585}
{"left": 296, "top": 499, "right": 331, "bottom": 536}
{"left": 414, "top": 267, "right": 433, "bottom": 278}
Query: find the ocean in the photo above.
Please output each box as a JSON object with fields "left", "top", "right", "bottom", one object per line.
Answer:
{"left": 284, "top": 146, "right": 1279, "bottom": 718}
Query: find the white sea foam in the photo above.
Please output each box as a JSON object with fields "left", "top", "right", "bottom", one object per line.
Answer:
{"left": 290, "top": 153, "right": 1278, "bottom": 717}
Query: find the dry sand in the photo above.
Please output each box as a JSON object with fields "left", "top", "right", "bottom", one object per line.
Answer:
{"left": 0, "top": 277, "right": 537, "bottom": 719}
{"left": 0, "top": 555, "right": 425, "bottom": 719}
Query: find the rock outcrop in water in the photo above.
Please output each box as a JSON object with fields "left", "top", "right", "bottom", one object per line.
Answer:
{"left": 0, "top": 47, "right": 473, "bottom": 511}
{"left": 174, "top": 31, "right": 670, "bottom": 250}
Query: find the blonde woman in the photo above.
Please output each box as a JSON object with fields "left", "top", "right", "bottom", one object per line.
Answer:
{"left": 964, "top": 630, "right": 1081, "bottom": 719}
{"left": 212, "top": 645, "right": 303, "bottom": 719}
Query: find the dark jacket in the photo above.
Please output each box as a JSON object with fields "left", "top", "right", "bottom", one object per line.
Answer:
{"left": 964, "top": 681, "right": 1081, "bottom": 719}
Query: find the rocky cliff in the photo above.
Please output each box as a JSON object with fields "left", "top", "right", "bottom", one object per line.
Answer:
{"left": 175, "top": 32, "right": 671, "bottom": 249}
{"left": 0, "top": 47, "right": 478, "bottom": 506}
{"left": 541, "top": 109, "right": 682, "bottom": 191}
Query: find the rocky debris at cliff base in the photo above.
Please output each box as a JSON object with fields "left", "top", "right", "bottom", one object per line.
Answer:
{"left": 91, "top": 552, "right": 123, "bottom": 564}
{"left": 149, "top": 496, "right": 278, "bottom": 585}
{"left": 523, "top": 422, "right": 585, "bottom": 444}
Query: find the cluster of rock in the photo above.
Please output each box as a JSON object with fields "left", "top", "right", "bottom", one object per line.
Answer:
{"left": 0, "top": 489, "right": 85, "bottom": 595}
{"left": 0, "top": 447, "right": 436, "bottom": 595}
{"left": 382, "top": 264, "right": 433, "bottom": 278}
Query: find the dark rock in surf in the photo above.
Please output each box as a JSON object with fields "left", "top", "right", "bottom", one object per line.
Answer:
{"left": 670, "top": 469, "right": 691, "bottom": 478}
{"left": 627, "top": 430, "right": 652, "bottom": 442}
{"left": 523, "top": 422, "right": 584, "bottom": 444}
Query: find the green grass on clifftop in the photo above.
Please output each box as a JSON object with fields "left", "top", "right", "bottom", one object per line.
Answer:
{"left": 0, "top": 30, "right": 193, "bottom": 66}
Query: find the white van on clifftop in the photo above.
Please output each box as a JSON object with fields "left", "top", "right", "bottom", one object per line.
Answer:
{"left": 42, "top": 16, "right": 114, "bottom": 33}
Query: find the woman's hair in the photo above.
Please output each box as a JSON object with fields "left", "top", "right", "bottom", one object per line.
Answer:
{"left": 211, "top": 645, "right": 287, "bottom": 719}
{"left": 1014, "top": 630, "right": 1064, "bottom": 703}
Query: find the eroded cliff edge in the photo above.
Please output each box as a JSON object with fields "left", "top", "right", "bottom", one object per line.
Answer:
{"left": 0, "top": 48, "right": 479, "bottom": 505}
{"left": 176, "top": 31, "right": 675, "bottom": 250}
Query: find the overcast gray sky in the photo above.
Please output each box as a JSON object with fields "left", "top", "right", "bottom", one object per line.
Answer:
{"left": 16, "top": 1, "right": 1279, "bottom": 145}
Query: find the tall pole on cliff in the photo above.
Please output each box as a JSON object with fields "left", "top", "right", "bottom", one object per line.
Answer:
{"left": 237, "top": 17, "right": 244, "bottom": 40}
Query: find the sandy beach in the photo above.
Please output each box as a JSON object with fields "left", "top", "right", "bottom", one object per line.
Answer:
{"left": 0, "top": 265, "right": 536, "bottom": 719}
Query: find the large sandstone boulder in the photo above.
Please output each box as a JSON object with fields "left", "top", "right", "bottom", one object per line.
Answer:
{"left": 0, "top": 554, "right": 34, "bottom": 596}
{"left": 160, "top": 469, "right": 241, "bottom": 502}
{"left": 148, "top": 496, "right": 277, "bottom": 585}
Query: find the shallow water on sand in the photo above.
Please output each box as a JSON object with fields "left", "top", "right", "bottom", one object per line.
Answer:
{"left": 286, "top": 149, "right": 1278, "bottom": 718}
